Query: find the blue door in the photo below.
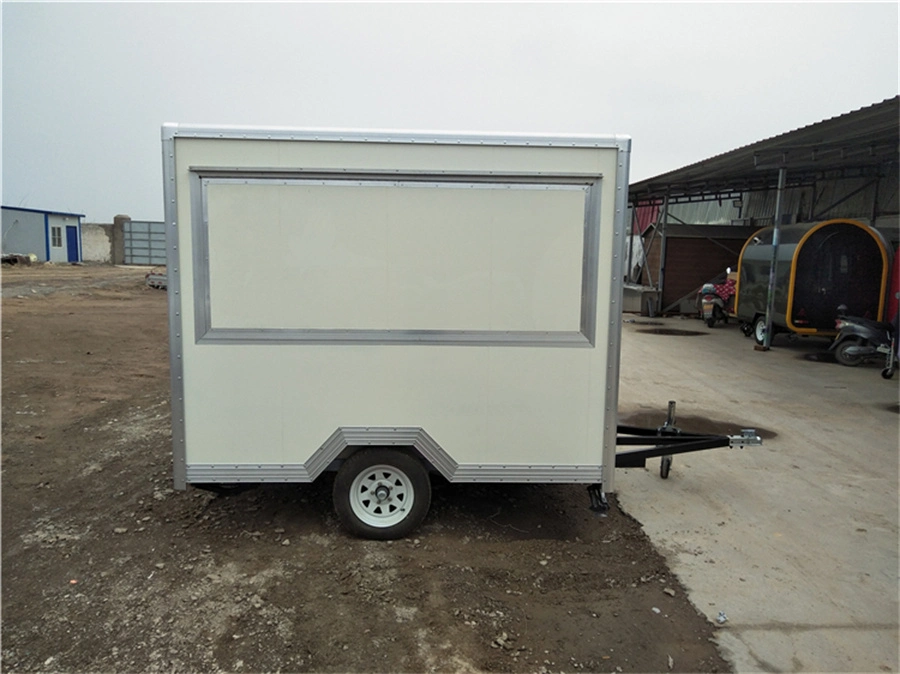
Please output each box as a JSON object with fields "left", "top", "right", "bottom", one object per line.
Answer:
{"left": 66, "top": 226, "right": 79, "bottom": 262}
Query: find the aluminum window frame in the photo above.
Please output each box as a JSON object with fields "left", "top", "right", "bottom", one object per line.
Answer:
{"left": 189, "top": 168, "right": 605, "bottom": 348}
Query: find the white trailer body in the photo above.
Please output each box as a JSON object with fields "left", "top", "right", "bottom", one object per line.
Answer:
{"left": 162, "top": 125, "right": 631, "bottom": 537}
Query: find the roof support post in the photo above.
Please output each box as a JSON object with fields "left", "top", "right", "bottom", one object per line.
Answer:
{"left": 762, "top": 167, "right": 787, "bottom": 350}
{"left": 656, "top": 193, "right": 670, "bottom": 314}
{"left": 638, "top": 208, "right": 659, "bottom": 288}
{"left": 626, "top": 206, "right": 637, "bottom": 283}
{"left": 808, "top": 182, "right": 817, "bottom": 221}
{"left": 871, "top": 171, "right": 881, "bottom": 223}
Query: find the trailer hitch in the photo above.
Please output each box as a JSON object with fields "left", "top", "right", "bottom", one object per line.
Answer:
{"left": 588, "top": 402, "right": 761, "bottom": 512}
{"left": 728, "top": 428, "right": 763, "bottom": 448}
{"left": 615, "top": 401, "right": 762, "bottom": 477}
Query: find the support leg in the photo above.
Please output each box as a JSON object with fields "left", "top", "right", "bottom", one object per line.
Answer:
{"left": 587, "top": 484, "right": 609, "bottom": 513}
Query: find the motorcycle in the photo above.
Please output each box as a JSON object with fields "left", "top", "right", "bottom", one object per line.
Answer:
{"left": 830, "top": 311, "right": 897, "bottom": 379}
{"left": 698, "top": 283, "right": 728, "bottom": 328}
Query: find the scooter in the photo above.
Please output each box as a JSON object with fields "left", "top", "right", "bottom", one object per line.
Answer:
{"left": 830, "top": 312, "right": 897, "bottom": 379}
{"left": 698, "top": 283, "right": 728, "bottom": 328}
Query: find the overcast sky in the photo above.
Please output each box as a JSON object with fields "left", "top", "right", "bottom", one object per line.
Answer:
{"left": 2, "top": 2, "right": 898, "bottom": 222}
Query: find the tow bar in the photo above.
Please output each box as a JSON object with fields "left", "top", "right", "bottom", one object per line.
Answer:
{"left": 588, "top": 401, "right": 761, "bottom": 513}
{"left": 615, "top": 400, "right": 762, "bottom": 476}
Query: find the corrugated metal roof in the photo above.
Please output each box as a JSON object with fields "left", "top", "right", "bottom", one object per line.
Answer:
{"left": 630, "top": 96, "right": 899, "bottom": 205}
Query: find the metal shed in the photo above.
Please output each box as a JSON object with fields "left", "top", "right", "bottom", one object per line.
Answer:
{"left": 628, "top": 97, "right": 899, "bottom": 314}
{"left": 1, "top": 206, "right": 85, "bottom": 263}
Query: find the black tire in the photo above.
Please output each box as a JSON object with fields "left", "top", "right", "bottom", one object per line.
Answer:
{"left": 835, "top": 339, "right": 865, "bottom": 367}
{"left": 740, "top": 322, "right": 753, "bottom": 337}
{"left": 881, "top": 367, "right": 895, "bottom": 380}
{"left": 333, "top": 448, "right": 431, "bottom": 540}
{"left": 660, "top": 456, "right": 672, "bottom": 479}
{"left": 706, "top": 316, "right": 716, "bottom": 329}
{"left": 753, "top": 316, "right": 768, "bottom": 346}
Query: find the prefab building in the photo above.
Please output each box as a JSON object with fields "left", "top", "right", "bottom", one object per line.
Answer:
{"left": 1, "top": 206, "right": 84, "bottom": 262}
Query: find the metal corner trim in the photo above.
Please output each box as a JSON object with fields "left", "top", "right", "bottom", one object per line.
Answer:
{"left": 161, "top": 123, "right": 179, "bottom": 142}
{"left": 601, "top": 136, "right": 633, "bottom": 494}
{"left": 160, "top": 124, "right": 627, "bottom": 149}
{"left": 183, "top": 459, "right": 604, "bottom": 485}
{"left": 451, "top": 465, "right": 603, "bottom": 483}
{"left": 162, "top": 128, "right": 187, "bottom": 490}
{"left": 182, "top": 427, "right": 604, "bottom": 485}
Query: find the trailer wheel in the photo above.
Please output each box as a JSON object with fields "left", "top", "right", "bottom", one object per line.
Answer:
{"left": 333, "top": 449, "right": 431, "bottom": 540}
{"left": 753, "top": 316, "right": 768, "bottom": 345}
{"left": 660, "top": 456, "right": 672, "bottom": 479}
{"left": 835, "top": 339, "right": 864, "bottom": 367}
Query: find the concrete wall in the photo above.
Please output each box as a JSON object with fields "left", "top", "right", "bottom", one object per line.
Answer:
{"left": 111, "top": 215, "right": 128, "bottom": 265}
{"left": 2, "top": 209, "right": 48, "bottom": 260}
{"left": 71, "top": 218, "right": 129, "bottom": 264}
{"left": 82, "top": 223, "right": 112, "bottom": 263}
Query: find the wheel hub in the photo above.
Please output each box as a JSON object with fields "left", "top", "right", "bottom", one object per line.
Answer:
{"left": 373, "top": 483, "right": 392, "bottom": 503}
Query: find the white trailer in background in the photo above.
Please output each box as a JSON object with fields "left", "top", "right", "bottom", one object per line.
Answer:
{"left": 162, "top": 124, "right": 632, "bottom": 538}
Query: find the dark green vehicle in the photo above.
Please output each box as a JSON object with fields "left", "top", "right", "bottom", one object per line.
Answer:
{"left": 735, "top": 219, "right": 892, "bottom": 344}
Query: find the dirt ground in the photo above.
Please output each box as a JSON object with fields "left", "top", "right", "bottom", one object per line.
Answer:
{"left": 2, "top": 264, "right": 730, "bottom": 674}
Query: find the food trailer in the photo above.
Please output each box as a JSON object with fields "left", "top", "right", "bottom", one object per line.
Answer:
{"left": 735, "top": 219, "right": 892, "bottom": 344}
{"left": 162, "top": 124, "right": 760, "bottom": 539}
